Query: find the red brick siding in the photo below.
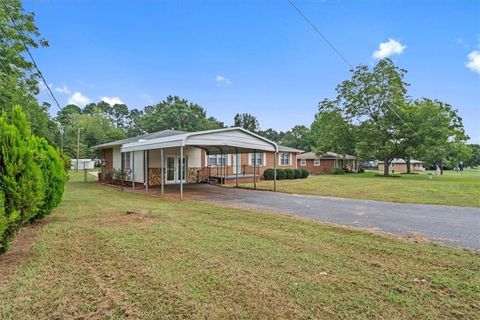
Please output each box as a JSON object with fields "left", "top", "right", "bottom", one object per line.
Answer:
{"left": 298, "top": 159, "right": 336, "bottom": 174}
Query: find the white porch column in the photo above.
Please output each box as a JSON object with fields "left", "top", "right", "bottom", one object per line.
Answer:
{"left": 144, "top": 150, "right": 148, "bottom": 191}
{"left": 235, "top": 149, "right": 239, "bottom": 188}
{"left": 274, "top": 151, "right": 277, "bottom": 192}
{"left": 253, "top": 150, "right": 257, "bottom": 190}
{"left": 160, "top": 148, "right": 164, "bottom": 195}
{"left": 180, "top": 146, "right": 184, "bottom": 200}
{"left": 132, "top": 151, "right": 135, "bottom": 190}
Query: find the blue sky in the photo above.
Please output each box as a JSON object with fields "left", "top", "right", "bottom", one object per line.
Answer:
{"left": 26, "top": 0, "right": 480, "bottom": 142}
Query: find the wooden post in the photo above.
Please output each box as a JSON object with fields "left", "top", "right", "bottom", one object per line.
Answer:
{"left": 160, "top": 148, "right": 164, "bottom": 195}
{"left": 180, "top": 146, "right": 184, "bottom": 200}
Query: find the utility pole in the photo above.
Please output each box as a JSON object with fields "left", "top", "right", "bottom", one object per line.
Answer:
{"left": 76, "top": 127, "right": 80, "bottom": 172}
{"left": 60, "top": 126, "right": 64, "bottom": 154}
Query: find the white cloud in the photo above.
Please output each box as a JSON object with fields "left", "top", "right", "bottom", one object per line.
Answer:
{"left": 216, "top": 75, "right": 231, "bottom": 86}
{"left": 141, "top": 93, "right": 154, "bottom": 104}
{"left": 100, "top": 96, "right": 124, "bottom": 105}
{"left": 54, "top": 85, "right": 71, "bottom": 95}
{"left": 68, "top": 91, "right": 91, "bottom": 106}
{"left": 466, "top": 50, "right": 480, "bottom": 74}
{"left": 372, "top": 39, "right": 406, "bottom": 59}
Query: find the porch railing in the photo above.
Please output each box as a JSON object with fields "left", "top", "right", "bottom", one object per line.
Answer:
{"left": 198, "top": 165, "right": 261, "bottom": 184}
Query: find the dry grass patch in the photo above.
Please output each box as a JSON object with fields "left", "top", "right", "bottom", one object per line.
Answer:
{"left": 0, "top": 172, "right": 479, "bottom": 319}
{"left": 237, "top": 169, "right": 480, "bottom": 207}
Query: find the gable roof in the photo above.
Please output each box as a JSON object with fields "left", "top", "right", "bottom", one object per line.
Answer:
{"left": 93, "top": 127, "right": 304, "bottom": 154}
{"left": 277, "top": 145, "right": 303, "bottom": 153}
{"left": 92, "top": 129, "right": 184, "bottom": 149}
{"left": 298, "top": 152, "right": 357, "bottom": 160}
{"left": 120, "top": 127, "right": 278, "bottom": 154}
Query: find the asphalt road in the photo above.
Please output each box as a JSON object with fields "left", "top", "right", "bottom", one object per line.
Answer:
{"left": 189, "top": 185, "right": 480, "bottom": 249}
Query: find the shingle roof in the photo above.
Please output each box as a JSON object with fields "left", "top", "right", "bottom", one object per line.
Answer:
{"left": 297, "top": 152, "right": 357, "bottom": 160}
{"left": 277, "top": 145, "right": 303, "bottom": 153}
{"left": 92, "top": 129, "right": 185, "bottom": 149}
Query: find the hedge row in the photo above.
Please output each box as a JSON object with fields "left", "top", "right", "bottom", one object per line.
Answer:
{"left": 0, "top": 106, "right": 67, "bottom": 253}
{"left": 263, "top": 168, "right": 309, "bottom": 180}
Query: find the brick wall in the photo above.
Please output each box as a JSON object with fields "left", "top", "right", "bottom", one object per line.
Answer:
{"left": 298, "top": 159, "right": 336, "bottom": 174}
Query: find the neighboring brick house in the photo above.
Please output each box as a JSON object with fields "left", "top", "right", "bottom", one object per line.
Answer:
{"left": 297, "top": 152, "right": 359, "bottom": 174}
{"left": 378, "top": 158, "right": 424, "bottom": 173}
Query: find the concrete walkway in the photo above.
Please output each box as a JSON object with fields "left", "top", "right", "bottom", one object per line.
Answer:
{"left": 187, "top": 185, "right": 480, "bottom": 249}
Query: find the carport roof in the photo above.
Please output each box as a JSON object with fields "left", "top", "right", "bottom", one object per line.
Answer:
{"left": 120, "top": 127, "right": 278, "bottom": 154}
{"left": 92, "top": 129, "right": 184, "bottom": 149}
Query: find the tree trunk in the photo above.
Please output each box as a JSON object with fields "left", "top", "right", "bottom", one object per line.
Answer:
{"left": 405, "top": 157, "right": 411, "bottom": 174}
{"left": 383, "top": 157, "right": 390, "bottom": 176}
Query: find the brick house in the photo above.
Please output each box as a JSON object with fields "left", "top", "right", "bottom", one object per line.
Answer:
{"left": 297, "top": 152, "right": 359, "bottom": 174}
{"left": 378, "top": 158, "right": 424, "bottom": 173}
{"left": 94, "top": 127, "right": 302, "bottom": 198}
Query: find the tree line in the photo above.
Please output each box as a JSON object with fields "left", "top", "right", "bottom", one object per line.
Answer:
{"left": 1, "top": 0, "right": 477, "bottom": 178}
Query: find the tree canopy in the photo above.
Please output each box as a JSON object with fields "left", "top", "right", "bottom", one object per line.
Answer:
{"left": 0, "top": 0, "right": 57, "bottom": 144}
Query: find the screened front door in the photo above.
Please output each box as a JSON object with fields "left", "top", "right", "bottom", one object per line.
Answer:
{"left": 165, "top": 156, "right": 186, "bottom": 184}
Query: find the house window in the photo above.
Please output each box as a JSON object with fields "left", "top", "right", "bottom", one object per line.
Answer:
{"left": 121, "top": 152, "right": 131, "bottom": 170}
{"left": 279, "top": 152, "right": 291, "bottom": 166}
{"left": 249, "top": 153, "right": 264, "bottom": 166}
{"left": 208, "top": 155, "right": 226, "bottom": 166}
{"left": 314, "top": 159, "right": 321, "bottom": 166}
{"left": 300, "top": 159, "right": 306, "bottom": 166}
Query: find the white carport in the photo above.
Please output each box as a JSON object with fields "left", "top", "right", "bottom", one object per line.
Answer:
{"left": 121, "top": 127, "right": 279, "bottom": 199}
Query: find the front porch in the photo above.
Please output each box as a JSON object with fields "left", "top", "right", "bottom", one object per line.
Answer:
{"left": 99, "top": 128, "right": 281, "bottom": 200}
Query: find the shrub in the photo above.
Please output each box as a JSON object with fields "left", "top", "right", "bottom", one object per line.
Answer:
{"left": 263, "top": 168, "right": 274, "bottom": 180}
{"left": 357, "top": 167, "right": 365, "bottom": 173}
{"left": 104, "top": 170, "right": 114, "bottom": 182}
{"left": 285, "top": 169, "right": 295, "bottom": 179}
{"left": 293, "top": 169, "right": 303, "bottom": 179}
{"left": 301, "top": 169, "right": 309, "bottom": 178}
{"left": 113, "top": 168, "right": 131, "bottom": 190}
{"left": 276, "top": 169, "right": 286, "bottom": 180}
{"left": 33, "top": 137, "right": 67, "bottom": 218}
{"left": 0, "top": 191, "right": 6, "bottom": 250}
{"left": 332, "top": 167, "right": 346, "bottom": 175}
{"left": 0, "top": 106, "right": 66, "bottom": 253}
{"left": 0, "top": 107, "right": 43, "bottom": 251}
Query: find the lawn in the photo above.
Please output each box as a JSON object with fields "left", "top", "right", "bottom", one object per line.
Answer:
{"left": 237, "top": 169, "right": 480, "bottom": 207}
{"left": 0, "top": 172, "right": 479, "bottom": 319}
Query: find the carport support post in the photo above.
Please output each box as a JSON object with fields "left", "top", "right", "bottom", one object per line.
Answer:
{"left": 132, "top": 151, "right": 135, "bottom": 190}
{"left": 274, "top": 152, "right": 277, "bottom": 192}
{"left": 253, "top": 150, "right": 257, "bottom": 190}
{"left": 160, "top": 148, "right": 164, "bottom": 195}
{"left": 180, "top": 146, "right": 184, "bottom": 200}
{"left": 235, "top": 148, "right": 239, "bottom": 188}
{"left": 145, "top": 150, "right": 149, "bottom": 191}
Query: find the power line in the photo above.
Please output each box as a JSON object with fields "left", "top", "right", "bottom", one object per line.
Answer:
{"left": 287, "top": 0, "right": 353, "bottom": 69}
{"left": 286, "top": 0, "right": 418, "bottom": 135}
{"left": 1, "top": 0, "right": 63, "bottom": 111}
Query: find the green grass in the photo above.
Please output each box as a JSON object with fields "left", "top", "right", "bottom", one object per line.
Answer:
{"left": 0, "top": 172, "right": 479, "bottom": 319}
{"left": 237, "top": 168, "right": 480, "bottom": 207}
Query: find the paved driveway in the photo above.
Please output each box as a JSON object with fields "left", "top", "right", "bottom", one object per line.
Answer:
{"left": 188, "top": 185, "right": 480, "bottom": 249}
